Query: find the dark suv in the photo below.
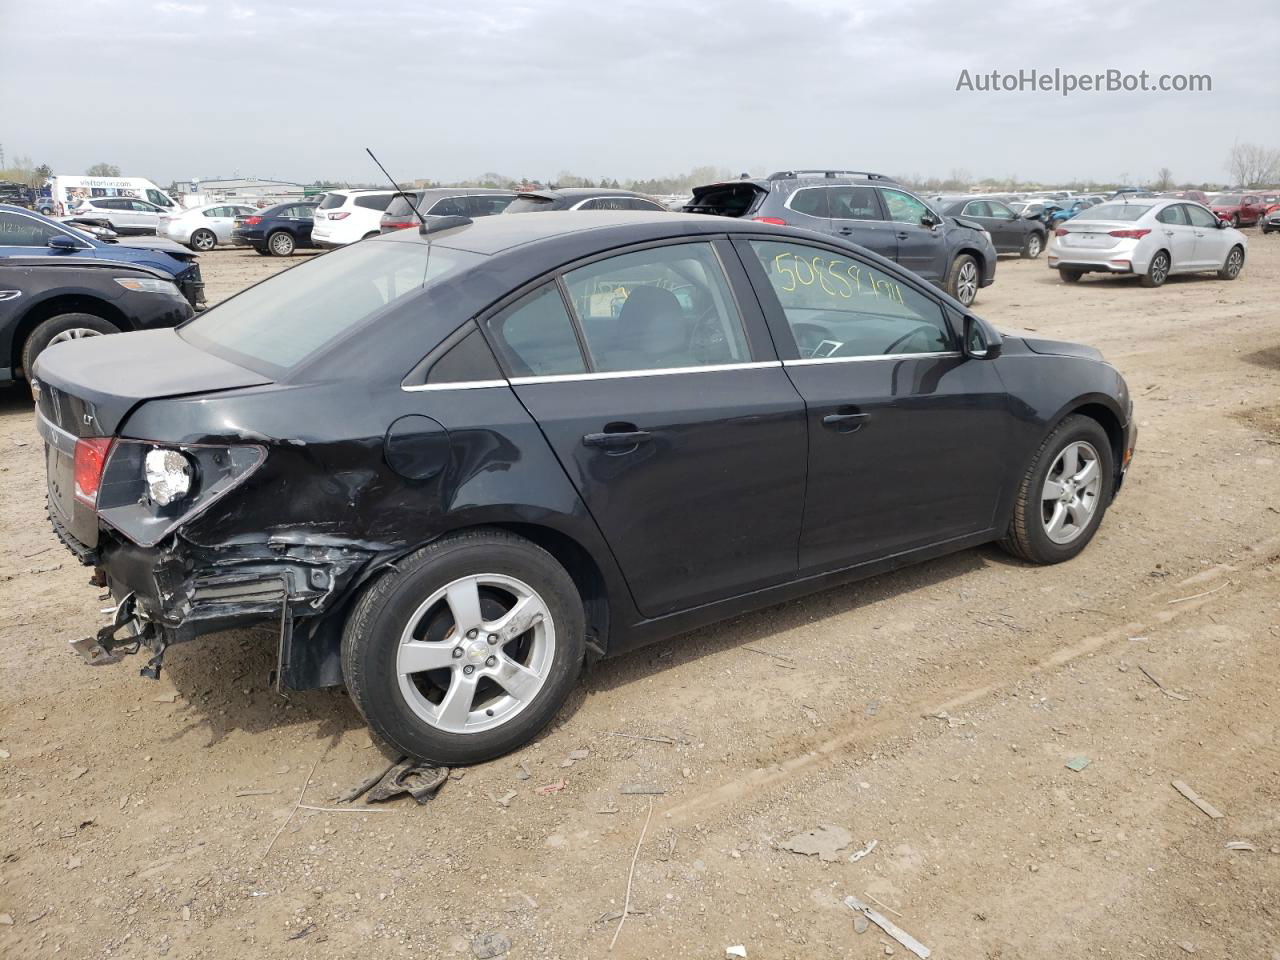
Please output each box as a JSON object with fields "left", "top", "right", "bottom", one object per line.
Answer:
{"left": 380, "top": 188, "right": 518, "bottom": 232}
{"left": 686, "top": 170, "right": 996, "bottom": 306}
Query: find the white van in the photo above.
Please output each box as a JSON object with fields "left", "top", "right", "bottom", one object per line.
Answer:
{"left": 41, "top": 176, "right": 181, "bottom": 218}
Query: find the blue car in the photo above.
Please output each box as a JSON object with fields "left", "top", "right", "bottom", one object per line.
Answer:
{"left": 0, "top": 204, "right": 204, "bottom": 385}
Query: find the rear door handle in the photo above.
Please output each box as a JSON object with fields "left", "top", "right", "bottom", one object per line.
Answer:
{"left": 822, "top": 411, "right": 870, "bottom": 432}
{"left": 583, "top": 428, "right": 652, "bottom": 449}
{"left": 837, "top": 227, "right": 854, "bottom": 235}
{"left": 895, "top": 231, "right": 909, "bottom": 240}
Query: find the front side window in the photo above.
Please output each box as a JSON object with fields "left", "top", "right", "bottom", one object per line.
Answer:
{"left": 0, "top": 211, "right": 61, "bottom": 246}
{"left": 988, "top": 201, "right": 1015, "bottom": 218}
{"left": 963, "top": 200, "right": 993, "bottom": 217}
{"left": 747, "top": 239, "right": 953, "bottom": 358}
{"left": 181, "top": 241, "right": 482, "bottom": 374}
{"left": 485, "top": 283, "right": 586, "bottom": 377}
{"left": 562, "top": 242, "right": 750, "bottom": 372}
{"left": 880, "top": 188, "right": 929, "bottom": 225}
{"left": 146, "top": 189, "right": 169, "bottom": 207}
{"left": 1184, "top": 204, "right": 1218, "bottom": 228}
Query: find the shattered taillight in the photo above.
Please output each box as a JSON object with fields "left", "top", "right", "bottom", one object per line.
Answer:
{"left": 74, "top": 437, "right": 114, "bottom": 506}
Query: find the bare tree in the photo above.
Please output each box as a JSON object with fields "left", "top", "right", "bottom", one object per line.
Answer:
{"left": 1226, "top": 143, "right": 1280, "bottom": 187}
{"left": 1154, "top": 167, "right": 1174, "bottom": 191}
{"left": 86, "top": 162, "right": 121, "bottom": 177}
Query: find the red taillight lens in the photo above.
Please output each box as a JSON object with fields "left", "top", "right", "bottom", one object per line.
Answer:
{"left": 329, "top": 212, "right": 350, "bottom": 220}
{"left": 1054, "top": 227, "right": 1069, "bottom": 236}
{"left": 386, "top": 220, "right": 415, "bottom": 229}
{"left": 74, "top": 437, "right": 113, "bottom": 506}
{"left": 751, "top": 217, "right": 788, "bottom": 225}
{"left": 1107, "top": 228, "right": 1151, "bottom": 239}
{"left": 244, "top": 216, "right": 262, "bottom": 226}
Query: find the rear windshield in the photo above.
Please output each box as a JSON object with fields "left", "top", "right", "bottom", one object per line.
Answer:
{"left": 504, "top": 195, "right": 556, "bottom": 214}
{"left": 180, "top": 241, "right": 483, "bottom": 375}
{"left": 318, "top": 193, "right": 347, "bottom": 209}
{"left": 684, "top": 183, "right": 765, "bottom": 217}
{"left": 384, "top": 193, "right": 422, "bottom": 217}
{"left": 1214, "top": 195, "right": 1242, "bottom": 205}
{"left": 1080, "top": 203, "right": 1151, "bottom": 221}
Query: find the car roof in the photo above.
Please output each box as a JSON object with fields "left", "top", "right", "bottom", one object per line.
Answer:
{"left": 527, "top": 188, "right": 652, "bottom": 200}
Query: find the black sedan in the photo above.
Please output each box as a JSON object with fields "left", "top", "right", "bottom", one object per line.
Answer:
{"left": 231, "top": 202, "right": 318, "bottom": 256}
{"left": 937, "top": 196, "right": 1049, "bottom": 258}
{"left": 34, "top": 212, "right": 1136, "bottom": 765}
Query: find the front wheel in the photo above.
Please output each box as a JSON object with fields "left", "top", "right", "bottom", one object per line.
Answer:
{"left": 21, "top": 313, "right": 118, "bottom": 380}
{"left": 946, "top": 254, "right": 980, "bottom": 306}
{"left": 267, "top": 230, "right": 296, "bottom": 256}
{"left": 1000, "top": 414, "right": 1114, "bottom": 565}
{"left": 1217, "top": 245, "right": 1244, "bottom": 280}
{"left": 1021, "top": 232, "right": 1044, "bottom": 259}
{"left": 342, "top": 530, "right": 586, "bottom": 765}
{"left": 1140, "top": 250, "right": 1170, "bottom": 288}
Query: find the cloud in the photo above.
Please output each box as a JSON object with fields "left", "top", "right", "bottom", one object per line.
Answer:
{"left": 153, "top": 1, "right": 208, "bottom": 13}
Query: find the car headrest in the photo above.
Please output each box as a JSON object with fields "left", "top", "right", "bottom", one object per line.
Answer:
{"left": 616, "top": 286, "right": 686, "bottom": 355}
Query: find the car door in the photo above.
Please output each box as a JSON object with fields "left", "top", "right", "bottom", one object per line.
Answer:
{"left": 827, "top": 185, "right": 898, "bottom": 260}
{"left": 733, "top": 235, "right": 1011, "bottom": 575}
{"left": 984, "top": 199, "right": 1027, "bottom": 252}
{"left": 1154, "top": 204, "right": 1196, "bottom": 271}
{"left": 959, "top": 200, "right": 1006, "bottom": 250}
{"left": 483, "top": 238, "right": 807, "bottom": 618}
{"left": 130, "top": 199, "right": 160, "bottom": 231}
{"left": 287, "top": 205, "right": 316, "bottom": 242}
{"left": 879, "top": 187, "right": 946, "bottom": 282}
{"left": 1184, "top": 203, "right": 1227, "bottom": 269}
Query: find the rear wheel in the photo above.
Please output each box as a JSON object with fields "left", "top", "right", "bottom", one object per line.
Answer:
{"left": 1021, "top": 232, "right": 1043, "bottom": 259}
{"left": 1000, "top": 415, "right": 1114, "bottom": 565}
{"left": 190, "top": 228, "right": 216, "bottom": 251}
{"left": 341, "top": 530, "right": 586, "bottom": 765}
{"left": 1058, "top": 268, "right": 1082, "bottom": 283}
{"left": 21, "top": 313, "right": 118, "bottom": 380}
{"left": 267, "top": 231, "right": 295, "bottom": 256}
{"left": 1140, "top": 250, "right": 1170, "bottom": 287}
{"left": 946, "top": 254, "right": 980, "bottom": 306}
{"left": 1217, "top": 245, "right": 1244, "bottom": 280}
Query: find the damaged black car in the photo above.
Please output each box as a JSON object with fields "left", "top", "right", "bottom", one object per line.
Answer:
{"left": 34, "top": 211, "right": 1136, "bottom": 764}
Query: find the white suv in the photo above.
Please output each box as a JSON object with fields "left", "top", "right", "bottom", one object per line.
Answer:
{"left": 311, "top": 190, "right": 401, "bottom": 248}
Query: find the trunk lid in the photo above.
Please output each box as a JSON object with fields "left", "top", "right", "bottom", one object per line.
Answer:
{"left": 34, "top": 330, "right": 272, "bottom": 552}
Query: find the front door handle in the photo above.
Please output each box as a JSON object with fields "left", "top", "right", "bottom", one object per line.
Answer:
{"left": 583, "top": 428, "right": 652, "bottom": 449}
{"left": 822, "top": 410, "right": 870, "bottom": 433}
{"left": 837, "top": 227, "right": 854, "bottom": 235}
{"left": 895, "top": 231, "right": 910, "bottom": 240}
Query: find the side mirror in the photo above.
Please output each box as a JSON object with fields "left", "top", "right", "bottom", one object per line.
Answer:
{"left": 47, "top": 235, "right": 79, "bottom": 252}
{"left": 920, "top": 210, "right": 942, "bottom": 229}
{"left": 1216, "top": 218, "right": 1230, "bottom": 229}
{"left": 963, "top": 314, "right": 1002, "bottom": 360}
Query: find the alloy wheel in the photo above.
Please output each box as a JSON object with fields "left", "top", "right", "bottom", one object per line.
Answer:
{"left": 192, "top": 230, "right": 216, "bottom": 251}
{"left": 269, "top": 233, "right": 294, "bottom": 256}
{"left": 1224, "top": 248, "right": 1243, "bottom": 278}
{"left": 957, "top": 261, "right": 978, "bottom": 304}
{"left": 395, "top": 574, "right": 555, "bottom": 735}
{"left": 47, "top": 328, "right": 106, "bottom": 348}
{"left": 1041, "top": 440, "right": 1101, "bottom": 545}
{"left": 1149, "top": 253, "right": 1169, "bottom": 285}
{"left": 1027, "top": 235, "right": 1041, "bottom": 258}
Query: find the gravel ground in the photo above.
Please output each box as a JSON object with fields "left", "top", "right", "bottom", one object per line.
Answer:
{"left": 1, "top": 239, "right": 1278, "bottom": 959}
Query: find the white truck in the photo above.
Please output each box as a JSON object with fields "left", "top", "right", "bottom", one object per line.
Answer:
{"left": 38, "top": 176, "right": 182, "bottom": 218}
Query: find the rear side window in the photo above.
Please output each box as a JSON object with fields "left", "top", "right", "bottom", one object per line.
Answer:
{"left": 746, "top": 239, "right": 952, "bottom": 358}
{"left": 789, "top": 188, "right": 830, "bottom": 218}
{"left": 384, "top": 194, "right": 421, "bottom": 217}
{"left": 318, "top": 193, "right": 347, "bottom": 210}
{"left": 1156, "top": 205, "right": 1188, "bottom": 225}
{"left": 468, "top": 194, "right": 516, "bottom": 217}
{"left": 963, "top": 200, "right": 993, "bottom": 217}
{"left": 828, "top": 186, "right": 881, "bottom": 220}
{"left": 486, "top": 284, "right": 586, "bottom": 376}
{"left": 355, "top": 194, "right": 395, "bottom": 211}
{"left": 426, "top": 196, "right": 470, "bottom": 217}
{"left": 426, "top": 327, "right": 503, "bottom": 385}
{"left": 562, "top": 242, "right": 750, "bottom": 373}
{"left": 504, "top": 195, "right": 556, "bottom": 214}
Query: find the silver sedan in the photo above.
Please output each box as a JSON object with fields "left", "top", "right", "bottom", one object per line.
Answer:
{"left": 1048, "top": 198, "right": 1247, "bottom": 287}
{"left": 158, "top": 202, "right": 259, "bottom": 251}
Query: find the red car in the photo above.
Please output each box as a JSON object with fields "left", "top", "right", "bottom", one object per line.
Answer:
{"left": 1210, "top": 193, "right": 1266, "bottom": 227}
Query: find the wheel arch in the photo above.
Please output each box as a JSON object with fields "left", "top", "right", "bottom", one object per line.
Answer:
{"left": 9, "top": 294, "right": 127, "bottom": 374}
{"left": 951, "top": 244, "right": 989, "bottom": 279}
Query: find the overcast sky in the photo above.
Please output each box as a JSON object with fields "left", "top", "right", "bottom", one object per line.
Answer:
{"left": 2, "top": 0, "right": 1276, "bottom": 186}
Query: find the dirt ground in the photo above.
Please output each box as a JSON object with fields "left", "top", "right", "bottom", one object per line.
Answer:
{"left": 2, "top": 237, "right": 1278, "bottom": 960}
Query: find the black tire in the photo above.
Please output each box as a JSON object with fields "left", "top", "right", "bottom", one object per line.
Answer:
{"left": 253, "top": 246, "right": 272, "bottom": 256}
{"left": 342, "top": 529, "right": 586, "bottom": 765}
{"left": 1059, "top": 268, "right": 1083, "bottom": 283}
{"left": 1231, "top": 214, "right": 1239, "bottom": 228}
{"left": 1021, "top": 231, "right": 1044, "bottom": 259}
{"left": 190, "top": 228, "right": 216, "bottom": 251}
{"left": 945, "top": 253, "right": 980, "bottom": 306}
{"left": 1217, "top": 245, "right": 1244, "bottom": 280}
{"left": 266, "top": 230, "right": 295, "bottom": 256}
{"left": 1139, "top": 250, "right": 1170, "bottom": 288}
{"left": 21, "top": 312, "right": 118, "bottom": 380}
{"left": 1000, "top": 414, "right": 1114, "bottom": 565}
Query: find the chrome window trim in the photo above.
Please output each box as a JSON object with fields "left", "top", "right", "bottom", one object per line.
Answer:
{"left": 402, "top": 379, "right": 508, "bottom": 393}
{"left": 783, "top": 351, "right": 961, "bottom": 367}
{"left": 510, "top": 360, "right": 782, "bottom": 386}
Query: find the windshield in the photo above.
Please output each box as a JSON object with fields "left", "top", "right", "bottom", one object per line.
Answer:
{"left": 1080, "top": 203, "right": 1151, "bottom": 221}
{"left": 180, "top": 240, "right": 483, "bottom": 375}
{"left": 1214, "top": 195, "right": 1242, "bottom": 205}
